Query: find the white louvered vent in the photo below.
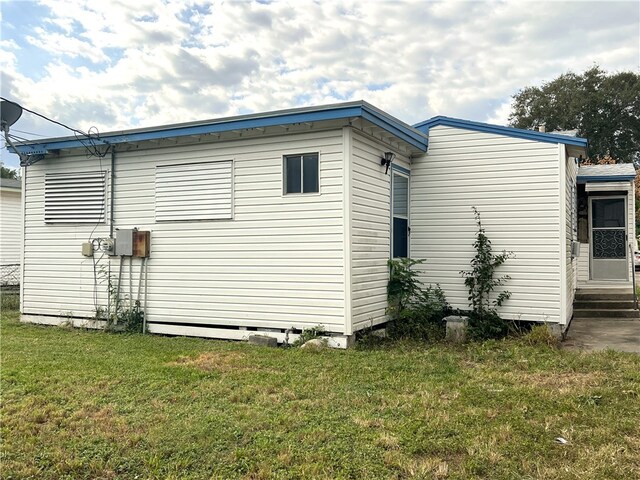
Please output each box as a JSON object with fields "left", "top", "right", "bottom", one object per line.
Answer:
{"left": 44, "top": 171, "right": 106, "bottom": 224}
{"left": 155, "top": 161, "right": 233, "bottom": 222}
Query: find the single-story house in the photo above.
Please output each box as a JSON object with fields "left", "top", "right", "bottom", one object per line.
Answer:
{"left": 1, "top": 177, "right": 22, "bottom": 285}
{"left": 12, "top": 101, "right": 634, "bottom": 345}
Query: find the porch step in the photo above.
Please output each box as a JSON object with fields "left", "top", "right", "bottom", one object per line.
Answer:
{"left": 574, "top": 300, "right": 636, "bottom": 310}
{"left": 575, "top": 290, "right": 635, "bottom": 301}
{"left": 573, "top": 309, "right": 640, "bottom": 319}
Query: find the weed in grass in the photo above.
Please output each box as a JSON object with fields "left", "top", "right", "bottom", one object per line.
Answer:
{"left": 522, "top": 324, "right": 561, "bottom": 347}
{"left": 291, "top": 324, "right": 326, "bottom": 347}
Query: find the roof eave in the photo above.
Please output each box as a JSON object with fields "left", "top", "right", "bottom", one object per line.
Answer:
{"left": 577, "top": 175, "right": 636, "bottom": 184}
{"left": 414, "top": 116, "right": 588, "bottom": 148}
{"left": 13, "top": 101, "right": 429, "bottom": 156}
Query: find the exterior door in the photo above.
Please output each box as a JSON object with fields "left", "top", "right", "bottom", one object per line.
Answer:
{"left": 391, "top": 170, "right": 409, "bottom": 258}
{"left": 590, "top": 196, "right": 628, "bottom": 280}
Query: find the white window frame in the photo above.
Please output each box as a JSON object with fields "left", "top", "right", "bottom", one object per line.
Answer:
{"left": 283, "top": 152, "right": 320, "bottom": 195}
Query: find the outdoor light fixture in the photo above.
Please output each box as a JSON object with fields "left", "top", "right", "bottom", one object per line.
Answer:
{"left": 381, "top": 151, "right": 395, "bottom": 174}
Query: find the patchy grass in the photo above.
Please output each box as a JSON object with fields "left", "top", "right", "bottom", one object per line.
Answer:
{"left": 1, "top": 289, "right": 19, "bottom": 311}
{"left": 2, "top": 310, "right": 640, "bottom": 479}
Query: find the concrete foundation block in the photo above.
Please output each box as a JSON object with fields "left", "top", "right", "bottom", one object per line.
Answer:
{"left": 546, "top": 323, "right": 564, "bottom": 339}
{"left": 248, "top": 334, "right": 278, "bottom": 348}
{"left": 445, "top": 315, "right": 469, "bottom": 343}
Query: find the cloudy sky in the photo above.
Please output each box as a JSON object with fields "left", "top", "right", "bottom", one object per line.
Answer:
{"left": 1, "top": 0, "right": 639, "bottom": 168}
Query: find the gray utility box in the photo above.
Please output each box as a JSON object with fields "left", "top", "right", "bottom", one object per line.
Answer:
{"left": 115, "top": 229, "right": 134, "bottom": 256}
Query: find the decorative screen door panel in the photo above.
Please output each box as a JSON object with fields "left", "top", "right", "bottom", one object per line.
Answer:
{"left": 590, "top": 197, "right": 628, "bottom": 281}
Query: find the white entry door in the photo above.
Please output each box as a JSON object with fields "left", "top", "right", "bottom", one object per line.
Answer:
{"left": 589, "top": 196, "right": 628, "bottom": 281}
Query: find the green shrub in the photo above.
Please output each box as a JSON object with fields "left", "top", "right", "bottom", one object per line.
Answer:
{"left": 386, "top": 258, "right": 449, "bottom": 342}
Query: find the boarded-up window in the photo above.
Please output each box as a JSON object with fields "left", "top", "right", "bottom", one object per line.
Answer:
{"left": 44, "top": 171, "right": 106, "bottom": 224}
{"left": 155, "top": 161, "right": 233, "bottom": 222}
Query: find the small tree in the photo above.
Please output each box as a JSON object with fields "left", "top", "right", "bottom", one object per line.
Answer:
{"left": 460, "top": 207, "right": 514, "bottom": 339}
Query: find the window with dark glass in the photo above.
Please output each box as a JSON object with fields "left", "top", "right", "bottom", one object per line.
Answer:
{"left": 284, "top": 153, "right": 319, "bottom": 194}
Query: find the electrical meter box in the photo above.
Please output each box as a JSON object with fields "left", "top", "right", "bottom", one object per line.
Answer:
{"left": 115, "top": 229, "right": 133, "bottom": 256}
{"left": 133, "top": 230, "right": 151, "bottom": 258}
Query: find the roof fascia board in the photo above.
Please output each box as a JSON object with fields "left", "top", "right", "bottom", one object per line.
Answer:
{"left": 577, "top": 175, "right": 635, "bottom": 183}
{"left": 14, "top": 101, "right": 428, "bottom": 154}
{"left": 415, "top": 116, "right": 588, "bottom": 148}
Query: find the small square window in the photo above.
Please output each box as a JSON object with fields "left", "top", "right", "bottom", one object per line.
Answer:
{"left": 284, "top": 153, "right": 319, "bottom": 194}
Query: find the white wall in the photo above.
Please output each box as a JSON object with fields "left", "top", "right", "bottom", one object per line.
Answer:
{"left": 1, "top": 187, "right": 22, "bottom": 265}
{"left": 564, "top": 152, "right": 578, "bottom": 323}
{"left": 349, "top": 129, "right": 411, "bottom": 332}
{"left": 22, "top": 129, "right": 348, "bottom": 333}
{"left": 411, "top": 125, "right": 563, "bottom": 324}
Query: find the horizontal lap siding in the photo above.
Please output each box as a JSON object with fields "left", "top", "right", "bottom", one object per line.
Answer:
{"left": 411, "top": 126, "right": 562, "bottom": 323}
{"left": 565, "top": 154, "right": 578, "bottom": 322}
{"left": 22, "top": 130, "right": 347, "bottom": 332}
{"left": 23, "top": 157, "right": 112, "bottom": 316}
{"left": 1, "top": 189, "right": 22, "bottom": 265}
{"left": 350, "top": 131, "right": 410, "bottom": 331}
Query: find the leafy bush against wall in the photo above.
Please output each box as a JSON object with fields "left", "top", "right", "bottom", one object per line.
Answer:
{"left": 460, "top": 207, "right": 514, "bottom": 340}
{"left": 387, "top": 258, "right": 448, "bottom": 341}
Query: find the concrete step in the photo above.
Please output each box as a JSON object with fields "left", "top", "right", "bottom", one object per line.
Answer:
{"left": 574, "top": 300, "right": 637, "bottom": 310}
{"left": 573, "top": 309, "right": 640, "bottom": 319}
{"left": 575, "top": 291, "right": 635, "bottom": 301}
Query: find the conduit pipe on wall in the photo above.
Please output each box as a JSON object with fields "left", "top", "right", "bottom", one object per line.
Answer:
{"left": 109, "top": 147, "right": 116, "bottom": 238}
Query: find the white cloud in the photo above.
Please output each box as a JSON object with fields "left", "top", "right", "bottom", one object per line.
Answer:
{"left": 0, "top": 0, "right": 638, "bottom": 151}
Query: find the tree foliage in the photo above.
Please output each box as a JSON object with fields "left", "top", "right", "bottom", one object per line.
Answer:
{"left": 509, "top": 66, "right": 640, "bottom": 163}
{"left": 1, "top": 163, "right": 19, "bottom": 179}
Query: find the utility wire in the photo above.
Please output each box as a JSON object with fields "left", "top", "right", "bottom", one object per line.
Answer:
{"left": 11, "top": 128, "right": 50, "bottom": 137}
{"left": 1, "top": 96, "right": 110, "bottom": 158}
{"left": 1, "top": 96, "right": 91, "bottom": 139}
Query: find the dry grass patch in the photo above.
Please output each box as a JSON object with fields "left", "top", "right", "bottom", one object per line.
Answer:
{"left": 170, "top": 351, "right": 251, "bottom": 372}
{"left": 516, "top": 371, "right": 605, "bottom": 394}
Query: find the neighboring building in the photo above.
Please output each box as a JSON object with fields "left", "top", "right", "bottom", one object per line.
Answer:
{"left": 1, "top": 177, "right": 22, "bottom": 286}
{"left": 12, "top": 101, "right": 631, "bottom": 345}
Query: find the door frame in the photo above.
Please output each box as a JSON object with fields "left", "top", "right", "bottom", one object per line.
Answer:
{"left": 390, "top": 165, "right": 410, "bottom": 259}
{"left": 588, "top": 194, "right": 628, "bottom": 281}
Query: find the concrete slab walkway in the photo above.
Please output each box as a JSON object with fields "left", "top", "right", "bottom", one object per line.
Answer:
{"left": 564, "top": 318, "right": 640, "bottom": 353}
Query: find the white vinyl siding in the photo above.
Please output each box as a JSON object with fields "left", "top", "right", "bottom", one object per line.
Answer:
{"left": 565, "top": 153, "right": 578, "bottom": 323}
{"left": 1, "top": 187, "right": 22, "bottom": 265}
{"left": 44, "top": 171, "right": 106, "bottom": 223}
{"left": 22, "top": 130, "right": 346, "bottom": 332}
{"left": 155, "top": 161, "right": 232, "bottom": 222}
{"left": 411, "top": 125, "right": 563, "bottom": 324}
{"left": 350, "top": 130, "right": 410, "bottom": 331}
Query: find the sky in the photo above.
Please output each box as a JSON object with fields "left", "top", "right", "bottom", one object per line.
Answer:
{"left": 1, "top": 0, "right": 639, "bottom": 168}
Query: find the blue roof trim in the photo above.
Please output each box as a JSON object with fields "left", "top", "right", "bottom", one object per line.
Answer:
{"left": 13, "top": 101, "right": 428, "bottom": 155}
{"left": 577, "top": 175, "right": 635, "bottom": 184}
{"left": 413, "top": 116, "right": 588, "bottom": 148}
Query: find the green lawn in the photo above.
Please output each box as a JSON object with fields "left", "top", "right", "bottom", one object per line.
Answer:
{"left": 2, "top": 306, "right": 639, "bottom": 479}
